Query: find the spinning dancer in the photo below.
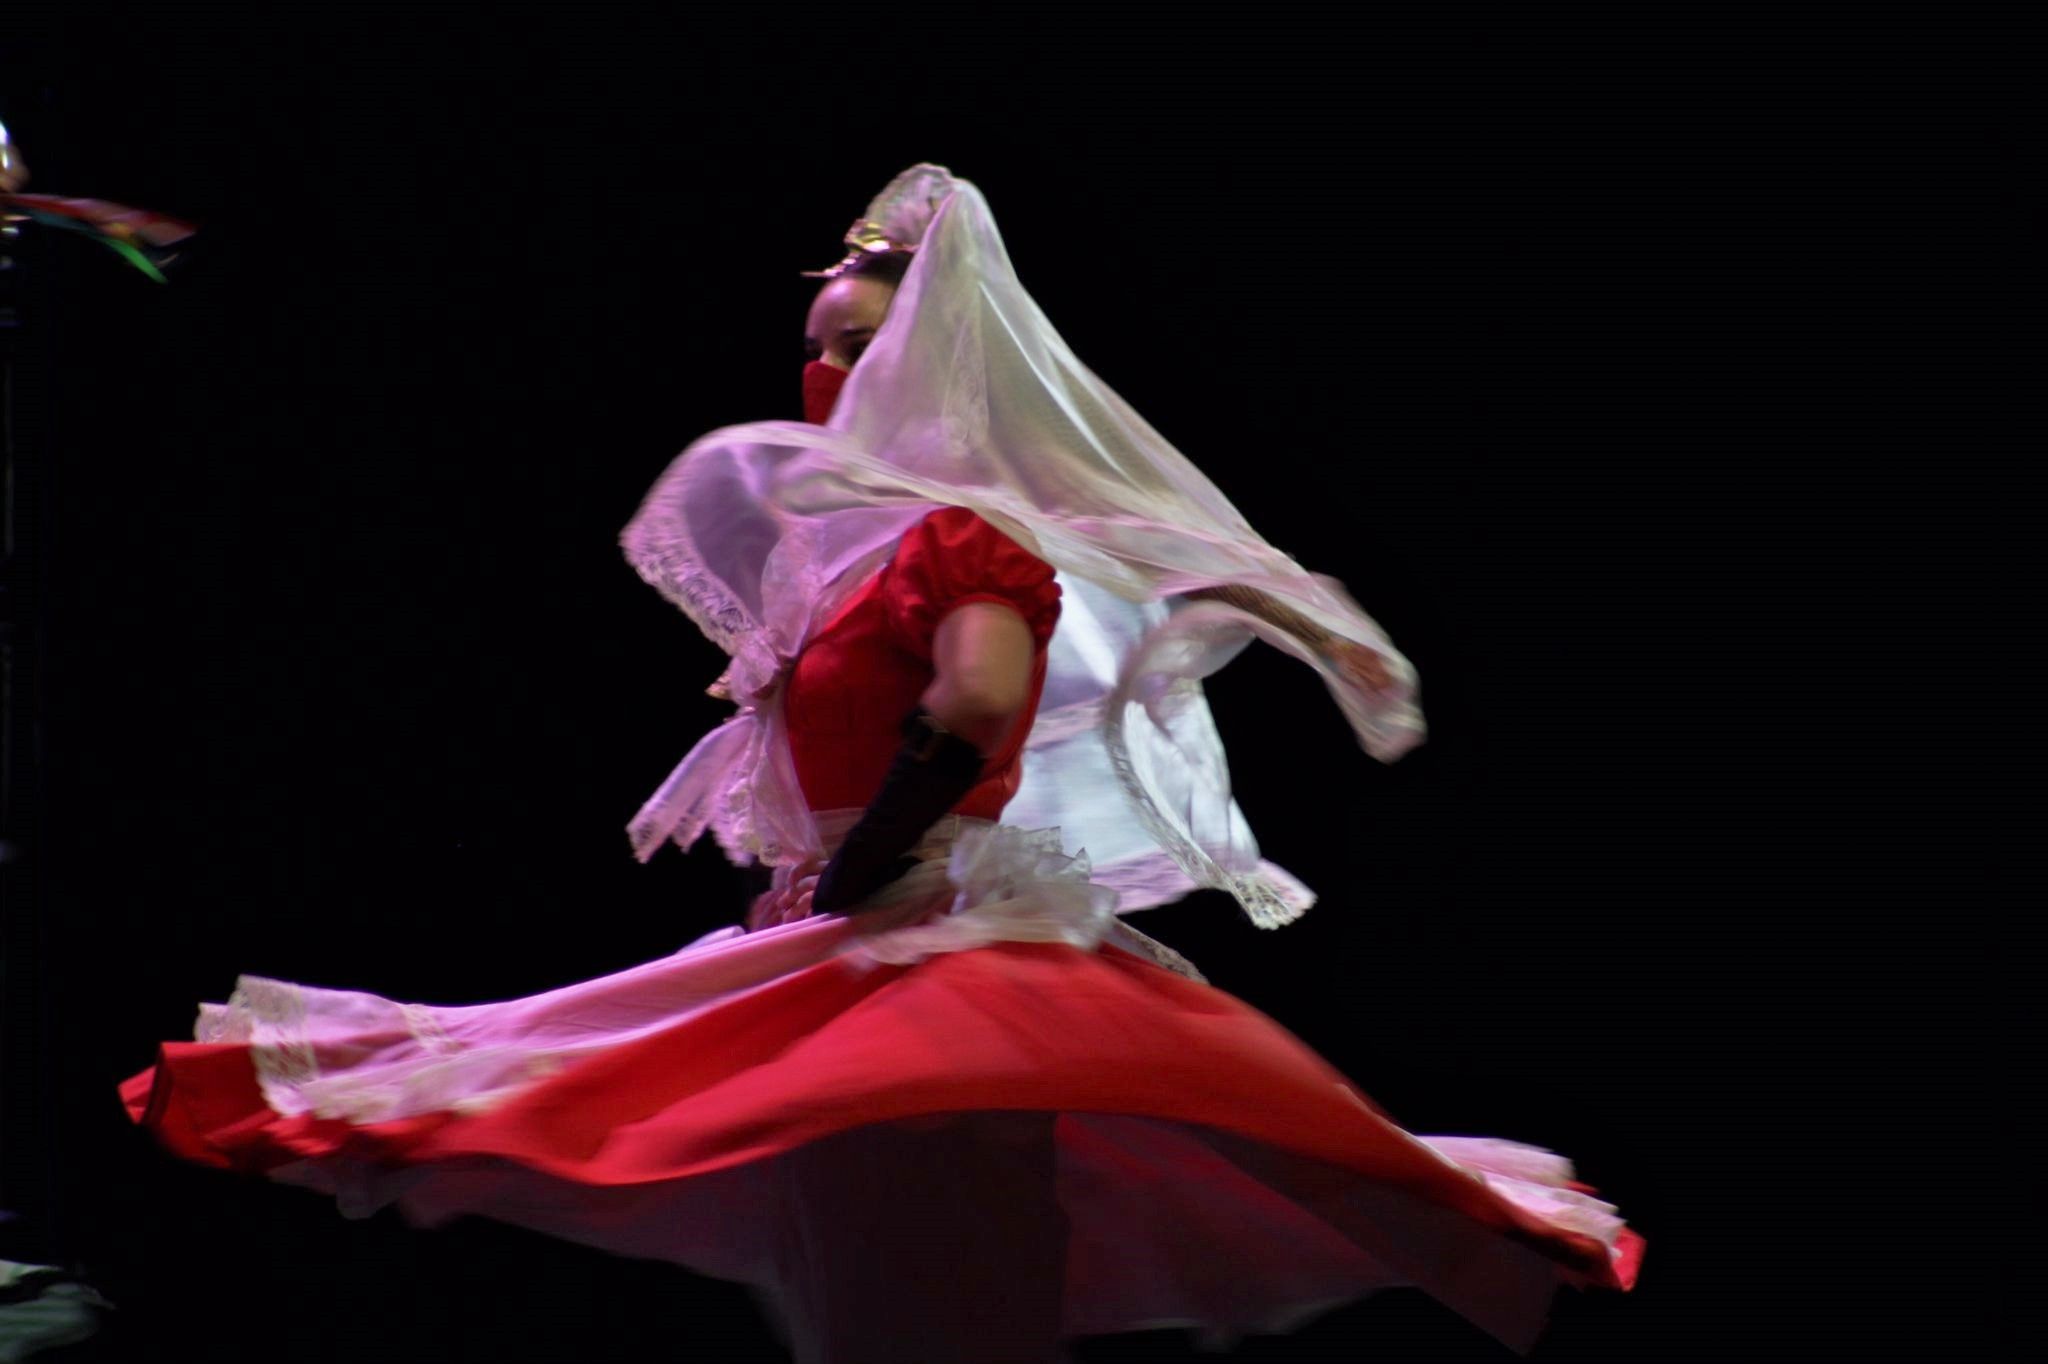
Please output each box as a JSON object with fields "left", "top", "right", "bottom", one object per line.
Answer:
{"left": 124, "top": 165, "right": 1639, "bottom": 1362}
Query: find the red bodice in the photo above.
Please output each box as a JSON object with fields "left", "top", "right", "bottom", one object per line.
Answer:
{"left": 783, "top": 507, "right": 1062, "bottom": 819}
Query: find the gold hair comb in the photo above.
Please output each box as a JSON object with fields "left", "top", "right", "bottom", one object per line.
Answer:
{"left": 800, "top": 217, "right": 915, "bottom": 279}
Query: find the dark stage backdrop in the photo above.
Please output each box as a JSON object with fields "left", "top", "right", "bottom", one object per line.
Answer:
{"left": 1, "top": 16, "right": 2025, "bottom": 1362}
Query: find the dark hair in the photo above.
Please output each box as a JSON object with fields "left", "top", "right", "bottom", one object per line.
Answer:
{"left": 840, "top": 249, "right": 914, "bottom": 286}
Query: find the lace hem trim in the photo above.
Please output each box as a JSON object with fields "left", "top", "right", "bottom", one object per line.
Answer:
{"left": 1101, "top": 604, "right": 1316, "bottom": 929}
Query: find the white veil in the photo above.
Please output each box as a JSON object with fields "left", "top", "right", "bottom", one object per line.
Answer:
{"left": 621, "top": 165, "right": 1423, "bottom": 926}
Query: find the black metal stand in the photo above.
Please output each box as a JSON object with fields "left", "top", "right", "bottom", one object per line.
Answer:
{"left": 0, "top": 153, "right": 55, "bottom": 1253}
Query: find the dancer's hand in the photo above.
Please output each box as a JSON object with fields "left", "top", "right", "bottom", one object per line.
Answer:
{"left": 1328, "top": 640, "right": 1397, "bottom": 696}
{"left": 745, "top": 860, "right": 826, "bottom": 932}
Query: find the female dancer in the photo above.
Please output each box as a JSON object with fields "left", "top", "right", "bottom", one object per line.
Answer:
{"left": 123, "top": 164, "right": 1639, "bottom": 1362}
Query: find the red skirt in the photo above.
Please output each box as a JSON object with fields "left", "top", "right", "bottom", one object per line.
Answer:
{"left": 121, "top": 896, "right": 1639, "bottom": 1359}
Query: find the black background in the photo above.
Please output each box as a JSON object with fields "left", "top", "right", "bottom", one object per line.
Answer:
{"left": 1, "top": 15, "right": 2028, "bottom": 1362}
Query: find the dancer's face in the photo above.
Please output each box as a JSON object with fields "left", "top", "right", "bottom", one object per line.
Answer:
{"left": 803, "top": 276, "right": 898, "bottom": 371}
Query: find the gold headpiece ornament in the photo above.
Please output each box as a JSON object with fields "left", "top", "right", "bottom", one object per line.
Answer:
{"left": 799, "top": 217, "right": 914, "bottom": 279}
{"left": 798, "top": 164, "right": 957, "bottom": 279}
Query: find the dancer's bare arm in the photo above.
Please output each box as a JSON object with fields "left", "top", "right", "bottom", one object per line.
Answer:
{"left": 923, "top": 601, "right": 1036, "bottom": 752}
{"left": 1182, "top": 584, "right": 1395, "bottom": 693}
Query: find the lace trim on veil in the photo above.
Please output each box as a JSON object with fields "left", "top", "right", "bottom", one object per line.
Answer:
{"left": 619, "top": 477, "right": 758, "bottom": 660}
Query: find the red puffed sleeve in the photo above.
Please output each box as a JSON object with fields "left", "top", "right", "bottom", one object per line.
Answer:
{"left": 883, "top": 507, "right": 1061, "bottom": 660}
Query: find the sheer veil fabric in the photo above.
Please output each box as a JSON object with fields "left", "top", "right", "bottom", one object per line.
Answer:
{"left": 621, "top": 164, "right": 1424, "bottom": 925}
